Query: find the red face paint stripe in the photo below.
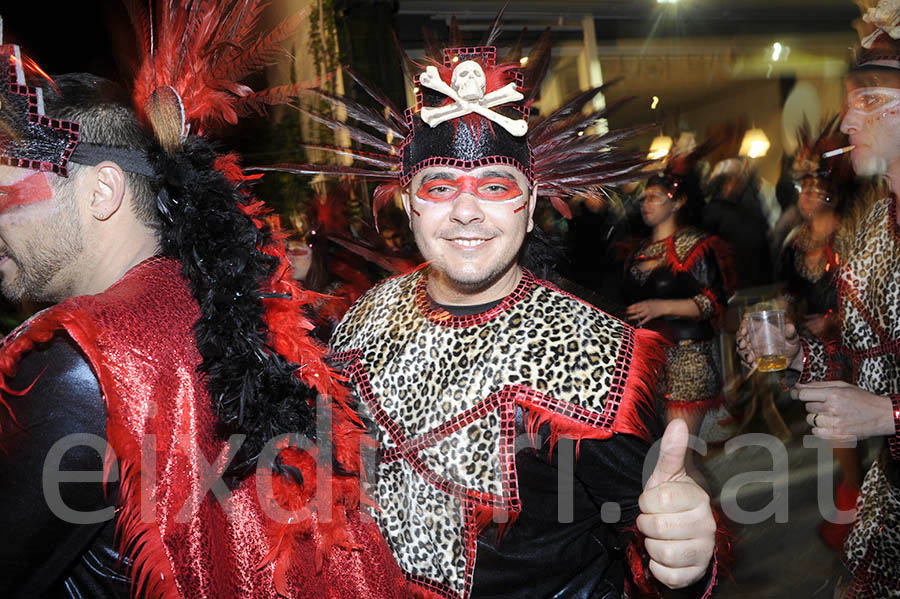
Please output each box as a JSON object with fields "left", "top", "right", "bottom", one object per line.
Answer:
{"left": 0, "top": 171, "right": 54, "bottom": 214}
{"left": 415, "top": 175, "right": 523, "bottom": 203}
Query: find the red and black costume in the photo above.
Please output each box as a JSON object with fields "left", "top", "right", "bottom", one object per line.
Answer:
{"left": 623, "top": 152, "right": 735, "bottom": 413}
{"left": 623, "top": 228, "right": 733, "bottom": 412}
{"left": 266, "top": 13, "right": 720, "bottom": 599}
{"left": 0, "top": 5, "right": 406, "bottom": 598}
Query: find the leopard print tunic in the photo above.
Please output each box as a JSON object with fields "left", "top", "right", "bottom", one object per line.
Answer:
{"left": 798, "top": 197, "right": 900, "bottom": 598}
{"left": 330, "top": 269, "right": 661, "bottom": 599}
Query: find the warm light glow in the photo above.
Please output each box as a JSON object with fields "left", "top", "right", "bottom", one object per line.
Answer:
{"left": 651, "top": 96, "right": 660, "bottom": 110}
{"left": 648, "top": 135, "right": 673, "bottom": 160}
{"left": 739, "top": 128, "right": 771, "bottom": 159}
{"left": 657, "top": 0, "right": 678, "bottom": 4}
{"left": 520, "top": 56, "right": 529, "bottom": 65}
{"left": 772, "top": 42, "right": 783, "bottom": 61}
{"left": 451, "top": 56, "right": 459, "bottom": 63}
{"left": 577, "top": 131, "right": 585, "bottom": 137}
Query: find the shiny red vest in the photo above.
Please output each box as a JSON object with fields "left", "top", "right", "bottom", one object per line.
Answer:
{"left": 0, "top": 258, "right": 407, "bottom": 599}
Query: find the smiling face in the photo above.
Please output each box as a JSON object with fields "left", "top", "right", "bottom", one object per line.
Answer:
{"left": 0, "top": 165, "right": 85, "bottom": 302}
{"left": 840, "top": 82, "right": 900, "bottom": 176}
{"left": 401, "top": 165, "right": 535, "bottom": 303}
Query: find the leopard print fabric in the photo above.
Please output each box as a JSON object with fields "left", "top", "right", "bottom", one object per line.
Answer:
{"left": 664, "top": 339, "right": 722, "bottom": 406}
{"left": 799, "top": 199, "right": 900, "bottom": 387}
{"left": 842, "top": 460, "right": 900, "bottom": 598}
{"left": 837, "top": 198, "right": 900, "bottom": 393}
{"left": 330, "top": 269, "right": 647, "bottom": 599}
{"left": 796, "top": 198, "right": 900, "bottom": 598}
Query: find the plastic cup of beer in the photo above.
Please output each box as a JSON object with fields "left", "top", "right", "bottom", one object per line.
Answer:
{"left": 747, "top": 309, "right": 788, "bottom": 372}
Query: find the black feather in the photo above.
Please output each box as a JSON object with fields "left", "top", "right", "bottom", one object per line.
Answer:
{"left": 151, "top": 137, "right": 319, "bottom": 485}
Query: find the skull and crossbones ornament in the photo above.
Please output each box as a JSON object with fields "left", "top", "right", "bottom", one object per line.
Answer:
{"left": 419, "top": 61, "right": 528, "bottom": 137}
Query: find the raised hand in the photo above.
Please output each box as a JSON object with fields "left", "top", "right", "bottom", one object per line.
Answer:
{"left": 636, "top": 419, "right": 716, "bottom": 589}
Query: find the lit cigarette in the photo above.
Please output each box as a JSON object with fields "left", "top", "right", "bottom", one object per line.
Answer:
{"left": 822, "top": 145, "right": 855, "bottom": 158}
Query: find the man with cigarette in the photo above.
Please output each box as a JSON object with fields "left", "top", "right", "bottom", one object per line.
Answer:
{"left": 738, "top": 2, "right": 900, "bottom": 595}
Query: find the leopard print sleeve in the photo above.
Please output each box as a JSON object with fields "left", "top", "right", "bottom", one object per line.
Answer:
{"left": 798, "top": 335, "right": 828, "bottom": 383}
{"left": 686, "top": 235, "right": 734, "bottom": 322}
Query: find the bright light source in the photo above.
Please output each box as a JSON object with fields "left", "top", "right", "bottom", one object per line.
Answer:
{"left": 657, "top": 0, "right": 678, "bottom": 4}
{"left": 651, "top": 96, "right": 660, "bottom": 110}
{"left": 577, "top": 130, "right": 585, "bottom": 137}
{"left": 648, "top": 135, "right": 673, "bottom": 160}
{"left": 772, "top": 42, "right": 783, "bottom": 61}
{"left": 739, "top": 128, "right": 771, "bottom": 159}
{"left": 520, "top": 56, "right": 529, "bottom": 65}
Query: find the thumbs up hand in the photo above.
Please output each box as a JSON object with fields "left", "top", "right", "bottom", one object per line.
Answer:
{"left": 636, "top": 419, "right": 716, "bottom": 589}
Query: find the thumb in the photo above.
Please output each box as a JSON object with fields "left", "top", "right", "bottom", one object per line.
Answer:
{"left": 646, "top": 418, "right": 689, "bottom": 489}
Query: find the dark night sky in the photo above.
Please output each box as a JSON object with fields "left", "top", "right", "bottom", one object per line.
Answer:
{"left": 3, "top": 2, "right": 150, "bottom": 80}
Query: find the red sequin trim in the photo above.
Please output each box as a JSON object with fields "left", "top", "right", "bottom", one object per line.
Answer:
{"left": 331, "top": 293, "right": 645, "bottom": 597}
{"left": 0, "top": 48, "right": 80, "bottom": 176}
{"left": 442, "top": 46, "right": 497, "bottom": 67}
{"left": 890, "top": 394, "right": 900, "bottom": 461}
{"left": 399, "top": 144, "right": 534, "bottom": 187}
{"left": 889, "top": 196, "right": 900, "bottom": 245}
{"left": 414, "top": 268, "right": 535, "bottom": 328}
{"left": 799, "top": 336, "right": 813, "bottom": 382}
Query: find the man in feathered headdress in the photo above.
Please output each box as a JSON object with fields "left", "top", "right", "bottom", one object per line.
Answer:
{"left": 740, "top": 1, "right": 900, "bottom": 596}
{"left": 0, "top": 8, "right": 408, "bottom": 599}
{"left": 268, "top": 15, "right": 720, "bottom": 599}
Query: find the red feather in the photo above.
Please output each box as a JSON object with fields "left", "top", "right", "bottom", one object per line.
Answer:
{"left": 132, "top": 0, "right": 307, "bottom": 140}
{"left": 549, "top": 196, "right": 572, "bottom": 219}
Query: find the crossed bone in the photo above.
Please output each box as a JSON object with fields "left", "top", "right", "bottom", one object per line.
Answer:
{"left": 419, "top": 66, "right": 528, "bottom": 137}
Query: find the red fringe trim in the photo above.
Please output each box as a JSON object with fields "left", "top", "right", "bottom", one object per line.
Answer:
{"left": 521, "top": 406, "right": 612, "bottom": 458}
{"left": 617, "top": 328, "right": 669, "bottom": 444}
{"left": 665, "top": 395, "right": 725, "bottom": 415}
{"left": 623, "top": 506, "right": 734, "bottom": 599}
{"left": 670, "top": 234, "right": 737, "bottom": 297}
{"left": 471, "top": 501, "right": 520, "bottom": 543}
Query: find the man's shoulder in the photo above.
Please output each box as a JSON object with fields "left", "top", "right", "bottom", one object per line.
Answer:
{"left": 529, "top": 277, "right": 627, "bottom": 333}
{"left": 332, "top": 270, "right": 422, "bottom": 348}
{"left": 66, "top": 258, "right": 199, "bottom": 335}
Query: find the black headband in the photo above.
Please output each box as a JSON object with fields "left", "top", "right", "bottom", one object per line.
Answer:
{"left": 69, "top": 142, "right": 156, "bottom": 177}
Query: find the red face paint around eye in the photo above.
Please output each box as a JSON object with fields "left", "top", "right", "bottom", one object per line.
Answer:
{"left": 0, "top": 171, "right": 54, "bottom": 214}
{"left": 415, "top": 175, "right": 523, "bottom": 203}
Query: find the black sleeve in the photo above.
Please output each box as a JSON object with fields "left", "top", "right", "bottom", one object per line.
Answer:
{"left": 570, "top": 433, "right": 651, "bottom": 528}
{"left": 776, "top": 242, "right": 803, "bottom": 305}
{"left": 688, "top": 242, "right": 731, "bottom": 320}
{"left": 0, "top": 335, "right": 115, "bottom": 595}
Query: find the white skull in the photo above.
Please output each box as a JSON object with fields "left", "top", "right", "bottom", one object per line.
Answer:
{"left": 450, "top": 61, "right": 486, "bottom": 101}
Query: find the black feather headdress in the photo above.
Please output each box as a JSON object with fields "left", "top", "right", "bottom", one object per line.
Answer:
{"left": 252, "top": 9, "right": 651, "bottom": 221}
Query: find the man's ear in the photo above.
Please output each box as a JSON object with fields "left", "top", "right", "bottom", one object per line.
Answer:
{"left": 400, "top": 186, "right": 414, "bottom": 225}
{"left": 526, "top": 184, "right": 539, "bottom": 232}
{"left": 89, "top": 161, "right": 127, "bottom": 221}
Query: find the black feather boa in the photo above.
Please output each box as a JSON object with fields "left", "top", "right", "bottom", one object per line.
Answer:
{"left": 151, "top": 136, "right": 318, "bottom": 484}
